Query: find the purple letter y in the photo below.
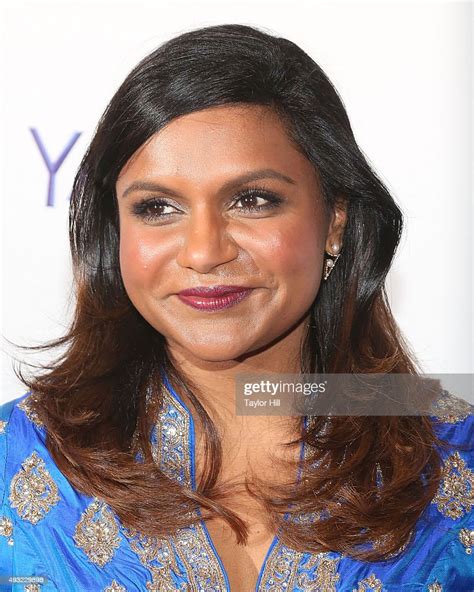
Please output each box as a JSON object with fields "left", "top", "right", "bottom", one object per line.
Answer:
{"left": 30, "top": 128, "right": 82, "bottom": 207}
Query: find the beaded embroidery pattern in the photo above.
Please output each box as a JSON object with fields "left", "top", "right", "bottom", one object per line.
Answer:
{"left": 352, "top": 573, "right": 383, "bottom": 592}
{"left": 458, "top": 528, "right": 474, "bottom": 554}
{"left": 17, "top": 393, "right": 44, "bottom": 428}
{"left": 431, "top": 451, "right": 474, "bottom": 519}
{"left": 74, "top": 499, "right": 122, "bottom": 567}
{"left": 430, "top": 390, "right": 473, "bottom": 424}
{"left": 9, "top": 451, "right": 60, "bottom": 524}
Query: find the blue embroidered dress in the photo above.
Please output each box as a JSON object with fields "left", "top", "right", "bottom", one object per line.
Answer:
{"left": 0, "top": 376, "right": 473, "bottom": 592}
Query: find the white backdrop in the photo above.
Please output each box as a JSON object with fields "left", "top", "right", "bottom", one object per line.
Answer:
{"left": 1, "top": 0, "right": 472, "bottom": 404}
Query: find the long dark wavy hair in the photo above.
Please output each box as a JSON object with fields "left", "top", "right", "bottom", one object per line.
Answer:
{"left": 13, "top": 23, "right": 457, "bottom": 561}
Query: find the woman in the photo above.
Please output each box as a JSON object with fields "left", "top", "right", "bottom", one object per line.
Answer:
{"left": 1, "top": 23, "right": 473, "bottom": 592}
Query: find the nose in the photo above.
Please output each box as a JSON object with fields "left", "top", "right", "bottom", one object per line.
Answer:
{"left": 175, "top": 206, "right": 239, "bottom": 273}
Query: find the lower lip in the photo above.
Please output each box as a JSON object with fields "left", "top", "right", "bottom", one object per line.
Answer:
{"left": 177, "top": 289, "right": 254, "bottom": 311}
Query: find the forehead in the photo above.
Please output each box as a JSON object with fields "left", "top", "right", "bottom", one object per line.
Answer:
{"left": 116, "top": 104, "right": 317, "bottom": 187}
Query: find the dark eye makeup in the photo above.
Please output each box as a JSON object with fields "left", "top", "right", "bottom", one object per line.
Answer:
{"left": 129, "top": 184, "right": 285, "bottom": 224}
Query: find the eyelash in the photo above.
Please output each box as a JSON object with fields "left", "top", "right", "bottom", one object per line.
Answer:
{"left": 131, "top": 185, "right": 284, "bottom": 223}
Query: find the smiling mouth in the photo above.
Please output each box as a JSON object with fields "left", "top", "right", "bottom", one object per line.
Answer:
{"left": 176, "top": 288, "right": 254, "bottom": 311}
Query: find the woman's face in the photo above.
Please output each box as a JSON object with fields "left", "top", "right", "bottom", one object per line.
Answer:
{"left": 116, "top": 104, "right": 345, "bottom": 363}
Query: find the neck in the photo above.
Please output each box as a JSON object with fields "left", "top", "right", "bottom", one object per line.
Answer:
{"left": 164, "top": 316, "right": 309, "bottom": 437}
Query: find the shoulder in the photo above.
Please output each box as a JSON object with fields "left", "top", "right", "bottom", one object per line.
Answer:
{"left": 0, "top": 390, "right": 47, "bottom": 472}
{"left": 429, "top": 388, "right": 473, "bottom": 427}
{"left": 429, "top": 389, "right": 474, "bottom": 461}
{"left": 0, "top": 390, "right": 44, "bottom": 450}
{"left": 1, "top": 390, "right": 34, "bottom": 425}
{"left": 0, "top": 390, "right": 45, "bottom": 430}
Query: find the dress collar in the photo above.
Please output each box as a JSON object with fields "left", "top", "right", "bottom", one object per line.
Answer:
{"left": 155, "top": 368, "right": 309, "bottom": 489}
{"left": 151, "top": 370, "right": 196, "bottom": 489}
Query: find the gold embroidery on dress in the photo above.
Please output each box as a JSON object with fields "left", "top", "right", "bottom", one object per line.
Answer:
{"left": 256, "top": 535, "right": 340, "bottom": 592}
{"left": 459, "top": 528, "right": 474, "bottom": 554}
{"left": 103, "top": 581, "right": 127, "bottom": 592}
{"left": 9, "top": 452, "right": 60, "bottom": 524}
{"left": 430, "top": 390, "right": 473, "bottom": 424}
{"left": 352, "top": 573, "right": 384, "bottom": 592}
{"left": 0, "top": 419, "right": 7, "bottom": 434}
{"left": 18, "top": 393, "right": 44, "bottom": 428}
{"left": 174, "top": 525, "right": 228, "bottom": 591}
{"left": 431, "top": 451, "right": 474, "bottom": 519}
{"left": 259, "top": 543, "right": 302, "bottom": 591}
{"left": 0, "top": 516, "right": 13, "bottom": 537}
{"left": 427, "top": 582, "right": 443, "bottom": 592}
{"left": 74, "top": 499, "right": 121, "bottom": 567}
{"left": 296, "top": 553, "right": 341, "bottom": 591}
{"left": 124, "top": 529, "right": 186, "bottom": 592}
{"left": 153, "top": 384, "right": 192, "bottom": 486}
{"left": 0, "top": 515, "right": 14, "bottom": 546}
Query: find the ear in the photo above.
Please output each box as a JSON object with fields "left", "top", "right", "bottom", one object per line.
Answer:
{"left": 325, "top": 198, "right": 347, "bottom": 254}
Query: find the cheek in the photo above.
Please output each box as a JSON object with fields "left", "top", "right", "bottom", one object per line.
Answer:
{"left": 262, "top": 220, "right": 324, "bottom": 287}
{"left": 119, "top": 225, "right": 165, "bottom": 289}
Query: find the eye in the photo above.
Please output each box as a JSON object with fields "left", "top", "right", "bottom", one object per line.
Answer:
{"left": 131, "top": 198, "right": 180, "bottom": 222}
{"left": 232, "top": 186, "right": 284, "bottom": 213}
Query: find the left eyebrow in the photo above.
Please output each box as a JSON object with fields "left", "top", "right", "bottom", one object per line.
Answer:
{"left": 120, "top": 168, "right": 297, "bottom": 199}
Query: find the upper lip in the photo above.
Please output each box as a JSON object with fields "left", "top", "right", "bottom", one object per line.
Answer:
{"left": 178, "top": 285, "right": 253, "bottom": 297}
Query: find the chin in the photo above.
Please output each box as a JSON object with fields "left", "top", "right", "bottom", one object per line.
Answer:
{"left": 164, "top": 332, "right": 254, "bottom": 363}
{"left": 185, "top": 343, "right": 249, "bottom": 363}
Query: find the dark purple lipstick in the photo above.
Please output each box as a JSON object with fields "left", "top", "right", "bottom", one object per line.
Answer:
{"left": 177, "top": 285, "right": 254, "bottom": 311}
